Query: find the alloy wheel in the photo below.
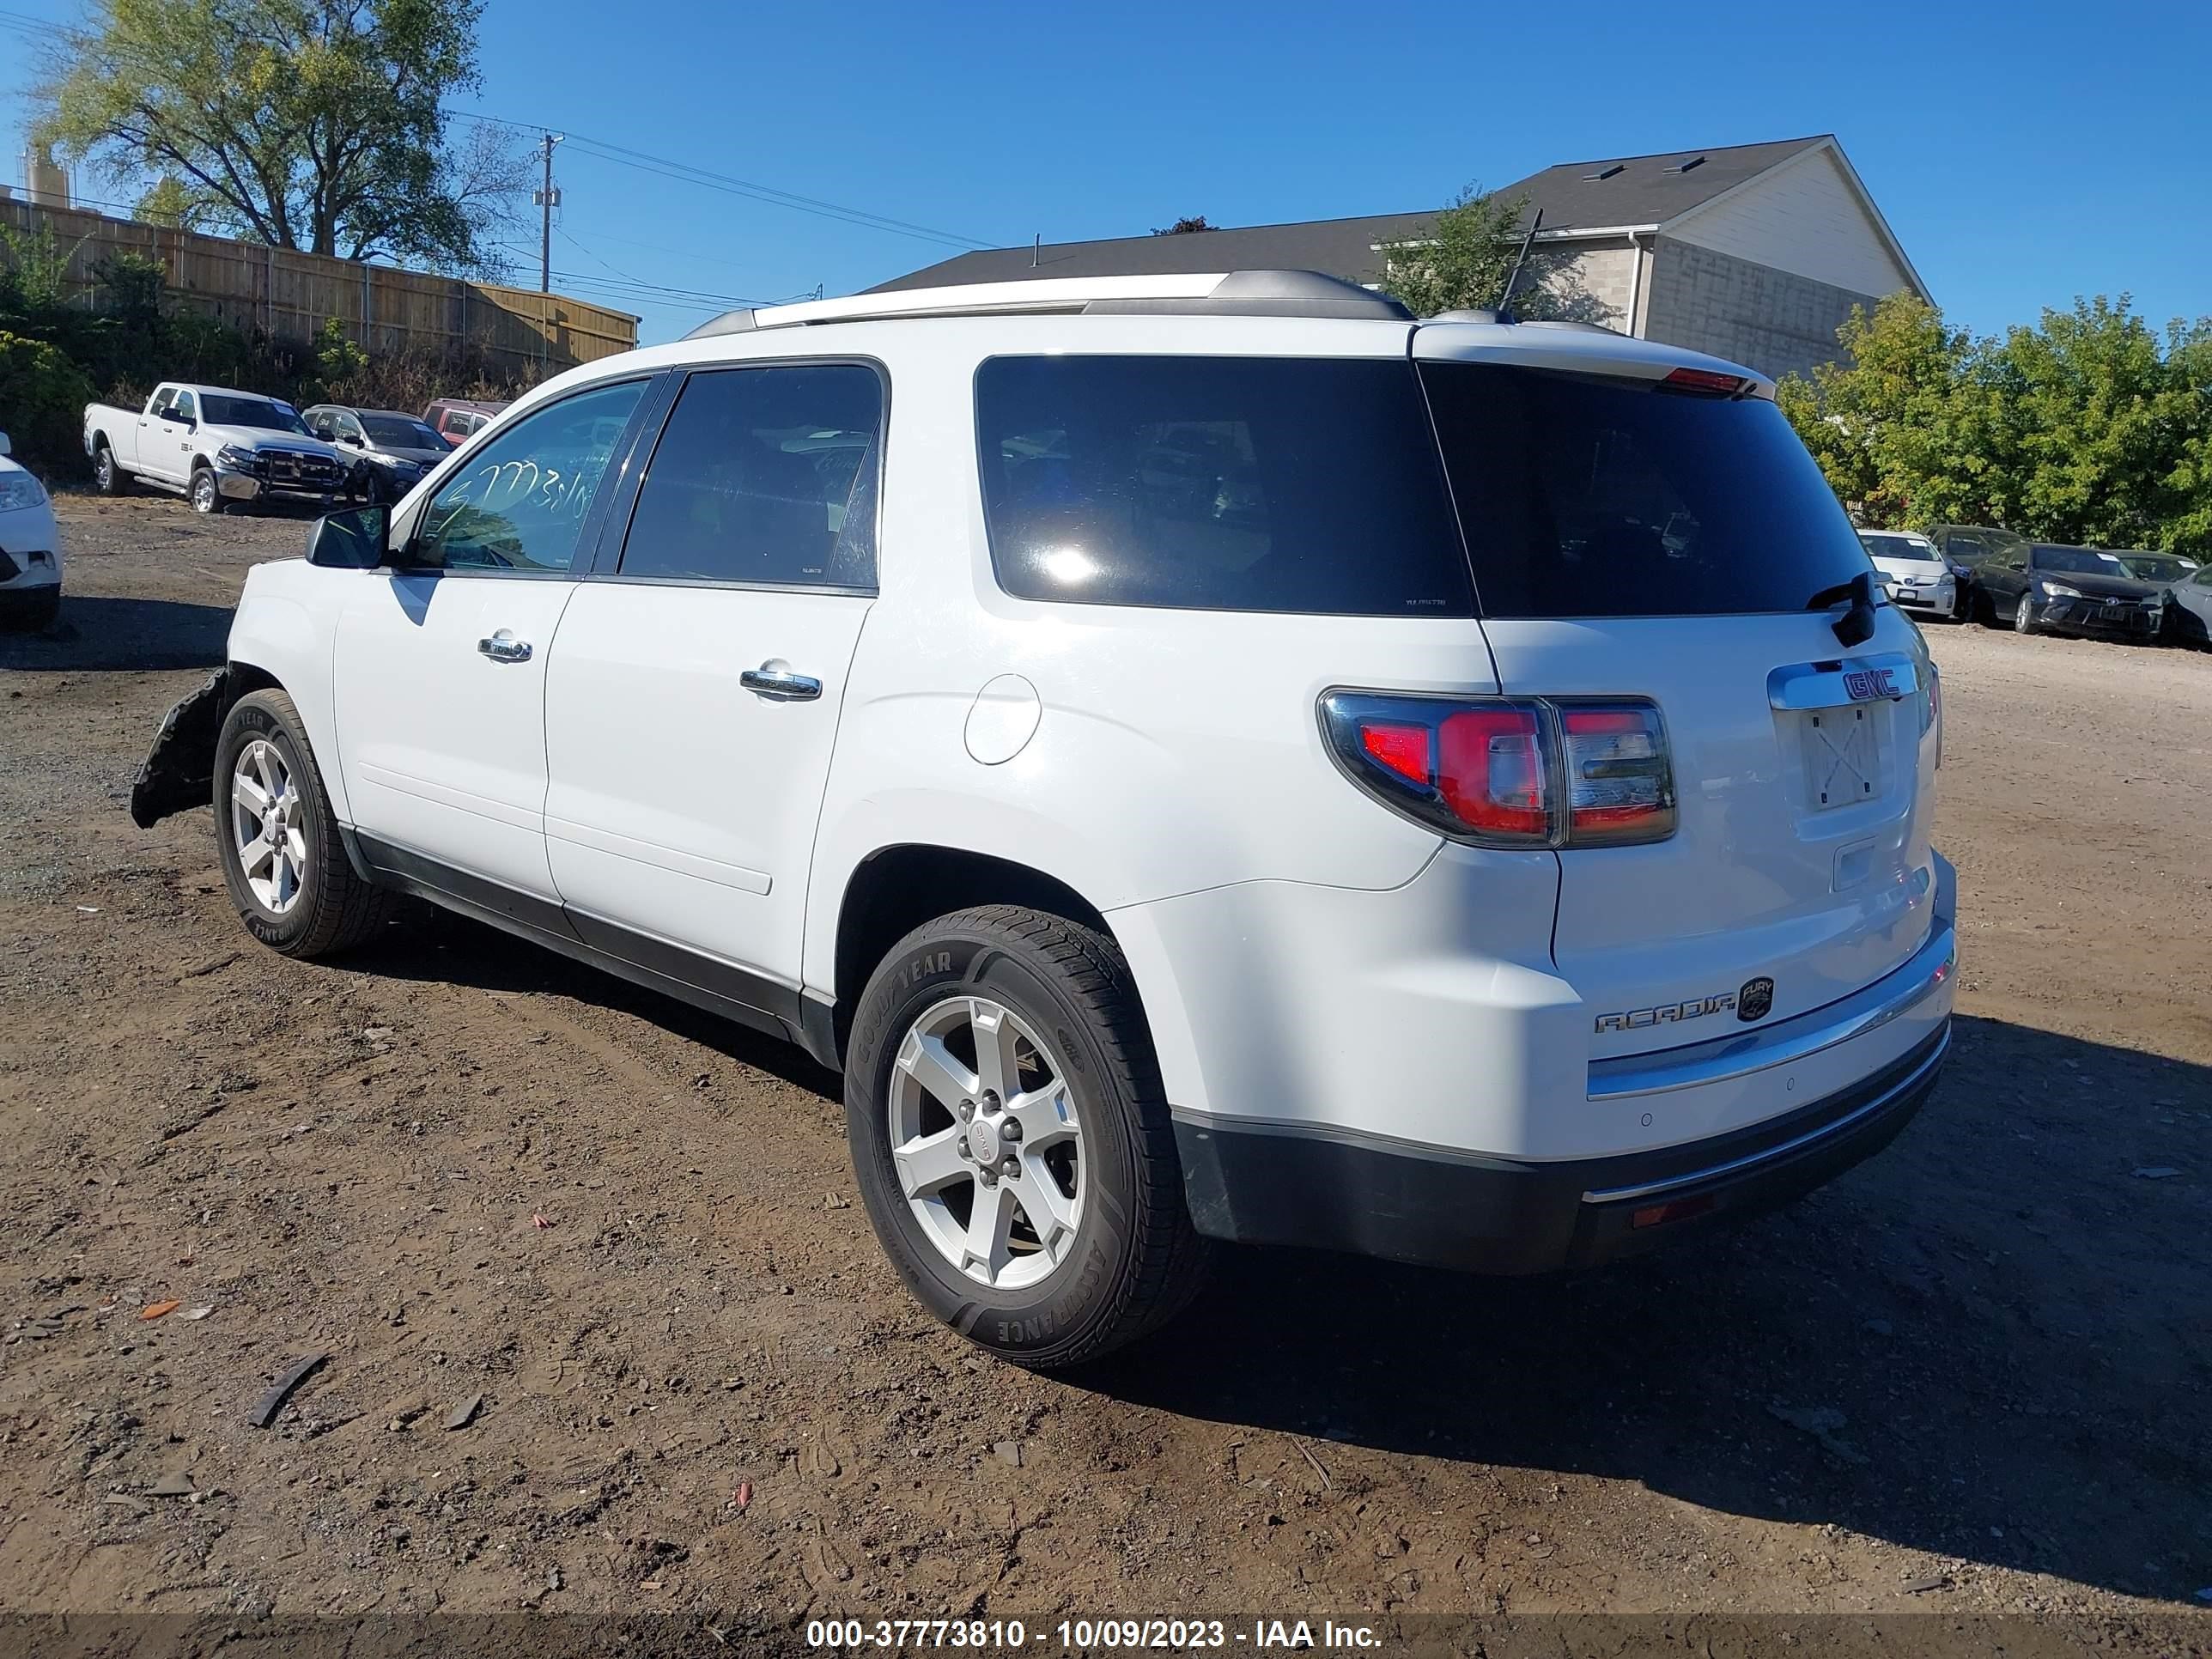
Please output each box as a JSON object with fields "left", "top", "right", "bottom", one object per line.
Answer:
{"left": 230, "top": 738, "right": 307, "bottom": 915}
{"left": 887, "top": 994, "right": 1085, "bottom": 1291}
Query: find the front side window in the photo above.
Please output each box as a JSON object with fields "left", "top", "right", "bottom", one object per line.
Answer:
{"left": 975, "top": 356, "right": 1473, "bottom": 616}
{"left": 617, "top": 364, "right": 884, "bottom": 589}
{"left": 413, "top": 380, "right": 646, "bottom": 574}
{"left": 171, "top": 391, "right": 197, "bottom": 422}
{"left": 1423, "top": 362, "right": 1872, "bottom": 617}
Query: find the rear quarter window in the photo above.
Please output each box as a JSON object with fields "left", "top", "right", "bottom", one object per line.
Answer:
{"left": 1421, "top": 362, "right": 1872, "bottom": 618}
{"left": 975, "top": 356, "right": 1473, "bottom": 616}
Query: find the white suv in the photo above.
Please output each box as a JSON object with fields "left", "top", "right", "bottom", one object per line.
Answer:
{"left": 132, "top": 270, "right": 1955, "bottom": 1367}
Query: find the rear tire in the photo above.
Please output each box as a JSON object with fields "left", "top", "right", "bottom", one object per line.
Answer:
{"left": 213, "top": 689, "right": 393, "bottom": 957}
{"left": 844, "top": 905, "right": 1209, "bottom": 1369}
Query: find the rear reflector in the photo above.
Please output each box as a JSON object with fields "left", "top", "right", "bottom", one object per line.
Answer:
{"left": 1320, "top": 692, "right": 1675, "bottom": 849}
{"left": 1658, "top": 366, "right": 1747, "bottom": 398}
{"left": 1631, "top": 1194, "right": 1717, "bottom": 1229}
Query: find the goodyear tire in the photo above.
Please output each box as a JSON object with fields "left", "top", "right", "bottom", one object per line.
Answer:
{"left": 845, "top": 905, "right": 1209, "bottom": 1369}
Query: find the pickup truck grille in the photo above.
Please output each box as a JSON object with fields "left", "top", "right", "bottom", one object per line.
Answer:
{"left": 252, "top": 450, "right": 344, "bottom": 486}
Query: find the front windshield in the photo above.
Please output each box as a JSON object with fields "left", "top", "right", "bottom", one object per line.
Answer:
{"left": 202, "top": 395, "right": 312, "bottom": 436}
{"left": 2116, "top": 552, "right": 2197, "bottom": 582}
{"left": 2033, "top": 545, "right": 2125, "bottom": 576}
{"left": 1860, "top": 532, "right": 1940, "bottom": 562}
{"left": 361, "top": 415, "right": 442, "bottom": 447}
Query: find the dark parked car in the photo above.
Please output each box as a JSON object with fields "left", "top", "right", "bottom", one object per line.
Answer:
{"left": 1974, "top": 543, "right": 2166, "bottom": 640}
{"left": 301, "top": 405, "right": 452, "bottom": 503}
{"left": 2160, "top": 561, "right": 2212, "bottom": 646}
{"left": 1922, "top": 524, "right": 2028, "bottom": 622}
{"left": 423, "top": 398, "right": 507, "bottom": 446}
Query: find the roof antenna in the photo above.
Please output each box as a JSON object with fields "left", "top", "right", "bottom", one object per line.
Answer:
{"left": 1032, "top": 234, "right": 1040, "bottom": 269}
{"left": 1495, "top": 207, "right": 1542, "bottom": 323}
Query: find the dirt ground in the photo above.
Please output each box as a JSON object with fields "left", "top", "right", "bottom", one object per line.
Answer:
{"left": 1, "top": 495, "right": 2206, "bottom": 1647}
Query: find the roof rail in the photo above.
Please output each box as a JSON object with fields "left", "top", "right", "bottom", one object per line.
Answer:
{"left": 678, "top": 270, "right": 1408, "bottom": 340}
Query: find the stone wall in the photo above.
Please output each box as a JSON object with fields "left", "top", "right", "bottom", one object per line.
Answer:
{"left": 1642, "top": 238, "right": 1886, "bottom": 380}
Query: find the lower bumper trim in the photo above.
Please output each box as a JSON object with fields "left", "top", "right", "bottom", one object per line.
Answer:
{"left": 1173, "top": 1022, "right": 1948, "bottom": 1275}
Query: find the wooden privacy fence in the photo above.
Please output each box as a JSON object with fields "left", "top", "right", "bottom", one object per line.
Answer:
{"left": 1, "top": 197, "right": 637, "bottom": 370}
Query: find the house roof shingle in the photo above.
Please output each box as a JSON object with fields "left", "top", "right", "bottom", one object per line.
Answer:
{"left": 870, "top": 136, "right": 1832, "bottom": 293}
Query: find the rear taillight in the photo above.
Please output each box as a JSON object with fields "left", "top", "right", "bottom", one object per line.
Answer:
{"left": 1320, "top": 692, "right": 1675, "bottom": 849}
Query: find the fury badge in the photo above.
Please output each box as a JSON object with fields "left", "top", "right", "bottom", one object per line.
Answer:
{"left": 1738, "top": 977, "right": 1775, "bottom": 1022}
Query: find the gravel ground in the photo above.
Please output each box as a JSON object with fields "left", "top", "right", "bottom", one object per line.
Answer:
{"left": 0, "top": 495, "right": 2206, "bottom": 1646}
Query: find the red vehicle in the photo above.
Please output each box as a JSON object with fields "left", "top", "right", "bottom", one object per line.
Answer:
{"left": 422, "top": 398, "right": 508, "bottom": 446}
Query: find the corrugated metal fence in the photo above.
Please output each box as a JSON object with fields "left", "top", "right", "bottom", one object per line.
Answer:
{"left": 0, "top": 197, "right": 637, "bottom": 369}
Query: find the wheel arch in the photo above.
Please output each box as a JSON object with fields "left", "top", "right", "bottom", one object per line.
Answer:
{"left": 827, "top": 844, "right": 1114, "bottom": 1057}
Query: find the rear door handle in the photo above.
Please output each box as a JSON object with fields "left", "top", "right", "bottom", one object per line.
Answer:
{"left": 477, "top": 629, "right": 532, "bottom": 664}
{"left": 739, "top": 662, "right": 821, "bottom": 701}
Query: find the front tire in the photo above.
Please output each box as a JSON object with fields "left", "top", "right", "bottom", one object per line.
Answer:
{"left": 844, "top": 905, "right": 1209, "bottom": 1369}
{"left": 213, "top": 689, "right": 392, "bottom": 957}
{"left": 189, "top": 465, "right": 221, "bottom": 515}
{"left": 2013, "top": 592, "right": 2038, "bottom": 635}
{"left": 94, "top": 443, "right": 127, "bottom": 495}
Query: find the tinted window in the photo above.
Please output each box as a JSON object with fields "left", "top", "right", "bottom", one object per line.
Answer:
{"left": 362, "top": 415, "right": 440, "bottom": 447}
{"left": 2195, "top": 568, "right": 2212, "bottom": 587}
{"left": 2032, "top": 544, "right": 2122, "bottom": 575}
{"left": 202, "top": 395, "right": 308, "bottom": 434}
{"left": 1944, "top": 534, "right": 1988, "bottom": 564}
{"left": 1423, "top": 363, "right": 1871, "bottom": 617}
{"left": 414, "top": 380, "right": 645, "bottom": 574}
{"left": 1861, "top": 532, "right": 1939, "bottom": 562}
{"left": 975, "top": 356, "right": 1472, "bottom": 616}
{"left": 618, "top": 364, "right": 884, "bottom": 589}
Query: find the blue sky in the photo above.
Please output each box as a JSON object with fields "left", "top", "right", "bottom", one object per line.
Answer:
{"left": 4, "top": 0, "right": 2207, "bottom": 347}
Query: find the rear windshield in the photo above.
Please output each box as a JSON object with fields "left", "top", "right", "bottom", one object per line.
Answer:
{"left": 975, "top": 356, "right": 1473, "bottom": 616}
{"left": 1421, "top": 362, "right": 1872, "bottom": 617}
{"left": 1861, "top": 532, "right": 1940, "bottom": 562}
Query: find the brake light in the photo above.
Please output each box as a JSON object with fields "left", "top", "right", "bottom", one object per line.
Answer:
{"left": 1658, "top": 366, "right": 1747, "bottom": 398}
{"left": 1320, "top": 693, "right": 1675, "bottom": 848}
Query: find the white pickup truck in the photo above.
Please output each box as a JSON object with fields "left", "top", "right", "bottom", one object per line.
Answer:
{"left": 83, "top": 383, "right": 350, "bottom": 514}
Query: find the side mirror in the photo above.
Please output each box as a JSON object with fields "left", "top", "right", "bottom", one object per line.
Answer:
{"left": 306, "top": 505, "right": 392, "bottom": 569}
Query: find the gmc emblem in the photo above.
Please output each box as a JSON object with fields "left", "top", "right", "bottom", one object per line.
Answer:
{"left": 1843, "top": 667, "right": 1899, "bottom": 702}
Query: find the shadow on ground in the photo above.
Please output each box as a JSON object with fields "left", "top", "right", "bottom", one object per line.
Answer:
{"left": 0, "top": 596, "right": 234, "bottom": 672}
{"left": 350, "top": 914, "right": 2209, "bottom": 1605}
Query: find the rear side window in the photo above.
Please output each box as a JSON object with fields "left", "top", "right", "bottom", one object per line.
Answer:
{"left": 975, "top": 356, "right": 1473, "bottom": 616}
{"left": 618, "top": 363, "right": 884, "bottom": 590}
{"left": 1422, "top": 363, "right": 1871, "bottom": 617}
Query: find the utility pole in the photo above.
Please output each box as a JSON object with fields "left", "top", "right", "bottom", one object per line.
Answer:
{"left": 534, "top": 132, "right": 564, "bottom": 293}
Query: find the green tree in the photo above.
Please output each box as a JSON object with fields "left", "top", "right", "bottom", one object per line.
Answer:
{"left": 1980, "top": 295, "right": 2206, "bottom": 550}
{"left": 1775, "top": 294, "right": 1996, "bottom": 527}
{"left": 1376, "top": 185, "right": 1541, "bottom": 319}
{"left": 134, "top": 174, "right": 210, "bottom": 230}
{"left": 33, "top": 0, "right": 527, "bottom": 275}
{"left": 1151, "top": 216, "right": 1215, "bottom": 235}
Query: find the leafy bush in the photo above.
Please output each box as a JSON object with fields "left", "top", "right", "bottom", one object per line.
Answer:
{"left": 0, "top": 330, "right": 98, "bottom": 477}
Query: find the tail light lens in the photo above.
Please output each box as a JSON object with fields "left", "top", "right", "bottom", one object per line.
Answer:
{"left": 1321, "top": 692, "right": 1674, "bottom": 848}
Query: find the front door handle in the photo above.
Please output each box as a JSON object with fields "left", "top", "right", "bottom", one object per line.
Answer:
{"left": 477, "top": 629, "right": 532, "bottom": 664}
{"left": 739, "top": 661, "right": 821, "bottom": 701}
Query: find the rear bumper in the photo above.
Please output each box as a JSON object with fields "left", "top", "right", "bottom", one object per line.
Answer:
{"left": 1175, "top": 1019, "right": 1948, "bottom": 1274}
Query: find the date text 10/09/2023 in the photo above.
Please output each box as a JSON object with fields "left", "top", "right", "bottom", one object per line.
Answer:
{"left": 805, "top": 1619, "right": 1383, "bottom": 1651}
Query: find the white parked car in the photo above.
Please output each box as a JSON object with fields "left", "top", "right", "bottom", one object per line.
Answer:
{"left": 84, "top": 383, "right": 349, "bottom": 513}
{"left": 1858, "top": 530, "right": 1960, "bottom": 621}
{"left": 131, "top": 271, "right": 1956, "bottom": 1366}
{"left": 0, "top": 431, "right": 63, "bottom": 631}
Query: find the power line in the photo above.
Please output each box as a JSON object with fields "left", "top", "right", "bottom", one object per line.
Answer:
{"left": 443, "top": 106, "right": 996, "bottom": 251}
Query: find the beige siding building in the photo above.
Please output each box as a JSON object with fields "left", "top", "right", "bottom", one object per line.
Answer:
{"left": 875, "top": 136, "right": 1926, "bottom": 381}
